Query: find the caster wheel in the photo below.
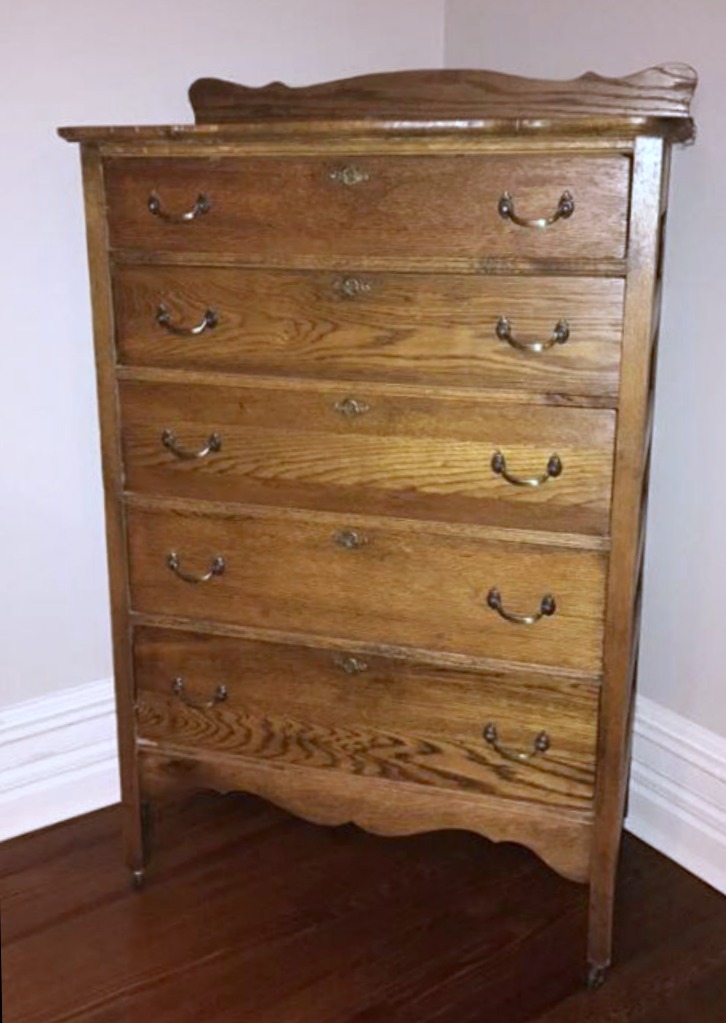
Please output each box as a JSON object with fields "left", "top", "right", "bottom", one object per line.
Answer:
{"left": 587, "top": 963, "right": 608, "bottom": 990}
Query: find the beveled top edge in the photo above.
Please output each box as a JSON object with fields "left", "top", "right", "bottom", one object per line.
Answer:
{"left": 188, "top": 64, "right": 697, "bottom": 126}
{"left": 58, "top": 114, "right": 693, "bottom": 145}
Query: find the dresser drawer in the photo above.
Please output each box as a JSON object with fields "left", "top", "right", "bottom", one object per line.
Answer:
{"left": 105, "top": 155, "right": 629, "bottom": 261}
{"left": 126, "top": 505, "right": 607, "bottom": 671}
{"left": 134, "top": 627, "right": 598, "bottom": 810}
{"left": 113, "top": 267, "right": 624, "bottom": 399}
{"left": 120, "top": 378, "right": 616, "bottom": 535}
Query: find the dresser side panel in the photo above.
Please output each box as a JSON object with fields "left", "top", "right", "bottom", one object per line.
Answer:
{"left": 590, "top": 135, "right": 668, "bottom": 968}
{"left": 79, "top": 144, "right": 141, "bottom": 869}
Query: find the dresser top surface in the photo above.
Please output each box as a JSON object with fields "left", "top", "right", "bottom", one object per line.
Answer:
{"left": 59, "top": 64, "right": 697, "bottom": 145}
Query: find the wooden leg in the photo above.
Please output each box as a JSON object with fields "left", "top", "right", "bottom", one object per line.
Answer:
{"left": 587, "top": 659, "right": 639, "bottom": 986}
{"left": 587, "top": 855, "right": 617, "bottom": 988}
{"left": 127, "top": 798, "right": 153, "bottom": 889}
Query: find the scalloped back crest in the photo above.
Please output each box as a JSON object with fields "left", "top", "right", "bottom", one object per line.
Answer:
{"left": 189, "top": 65, "right": 697, "bottom": 132}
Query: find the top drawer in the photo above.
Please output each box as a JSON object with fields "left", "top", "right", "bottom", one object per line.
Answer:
{"left": 104, "top": 155, "right": 630, "bottom": 263}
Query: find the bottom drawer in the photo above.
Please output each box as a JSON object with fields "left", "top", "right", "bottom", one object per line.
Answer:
{"left": 134, "top": 628, "right": 599, "bottom": 811}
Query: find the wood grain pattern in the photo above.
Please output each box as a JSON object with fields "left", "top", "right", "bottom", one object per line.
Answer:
{"left": 122, "top": 494, "right": 609, "bottom": 550}
{"left": 189, "top": 65, "right": 697, "bottom": 132}
{"left": 138, "top": 706, "right": 594, "bottom": 810}
{"left": 126, "top": 503, "right": 607, "bottom": 671}
{"left": 104, "top": 155, "right": 630, "bottom": 261}
{"left": 113, "top": 266, "right": 625, "bottom": 399}
{"left": 119, "top": 377, "right": 616, "bottom": 534}
{"left": 128, "top": 612, "right": 603, "bottom": 684}
{"left": 113, "top": 249, "right": 631, "bottom": 280}
{"left": 134, "top": 626, "right": 598, "bottom": 809}
{"left": 60, "top": 126, "right": 643, "bottom": 151}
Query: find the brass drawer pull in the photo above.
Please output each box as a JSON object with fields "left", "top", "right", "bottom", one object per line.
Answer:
{"left": 147, "top": 191, "right": 211, "bottom": 222}
{"left": 172, "top": 677, "right": 228, "bottom": 710}
{"left": 334, "top": 397, "right": 370, "bottom": 418}
{"left": 333, "top": 529, "right": 368, "bottom": 550}
{"left": 161, "top": 429, "right": 222, "bottom": 461}
{"left": 496, "top": 316, "right": 570, "bottom": 353}
{"left": 329, "top": 165, "right": 369, "bottom": 187}
{"left": 491, "top": 451, "right": 562, "bottom": 487}
{"left": 156, "top": 304, "right": 218, "bottom": 337}
{"left": 483, "top": 723, "right": 551, "bottom": 762}
{"left": 334, "top": 276, "right": 372, "bottom": 298}
{"left": 334, "top": 655, "right": 369, "bottom": 676}
{"left": 167, "top": 552, "right": 226, "bottom": 584}
{"left": 486, "top": 588, "right": 556, "bottom": 625}
{"left": 497, "top": 189, "right": 574, "bottom": 228}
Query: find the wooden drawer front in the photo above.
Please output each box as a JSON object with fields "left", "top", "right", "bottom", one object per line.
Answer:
{"left": 120, "top": 379, "right": 616, "bottom": 535}
{"left": 134, "top": 628, "right": 598, "bottom": 810}
{"left": 126, "top": 506, "right": 607, "bottom": 671}
{"left": 113, "top": 267, "right": 625, "bottom": 399}
{"left": 105, "top": 155, "right": 629, "bottom": 261}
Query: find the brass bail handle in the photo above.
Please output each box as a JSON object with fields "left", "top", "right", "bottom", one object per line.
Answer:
{"left": 483, "top": 723, "right": 551, "bottom": 762}
{"left": 491, "top": 451, "right": 562, "bottom": 487}
{"left": 498, "top": 190, "right": 575, "bottom": 229}
{"left": 156, "top": 305, "right": 218, "bottom": 337}
{"left": 496, "top": 317, "right": 570, "bottom": 353}
{"left": 486, "top": 588, "right": 556, "bottom": 626}
{"left": 147, "top": 191, "right": 211, "bottom": 223}
{"left": 161, "top": 429, "right": 222, "bottom": 461}
{"left": 172, "top": 677, "right": 228, "bottom": 710}
{"left": 167, "top": 552, "right": 226, "bottom": 584}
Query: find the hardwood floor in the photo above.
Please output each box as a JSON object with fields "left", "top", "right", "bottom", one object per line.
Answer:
{"left": 1, "top": 793, "right": 724, "bottom": 1022}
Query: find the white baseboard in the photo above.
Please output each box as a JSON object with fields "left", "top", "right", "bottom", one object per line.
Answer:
{"left": 1, "top": 680, "right": 724, "bottom": 896}
{"left": 0, "top": 678, "right": 119, "bottom": 842}
{"left": 626, "top": 694, "right": 726, "bottom": 895}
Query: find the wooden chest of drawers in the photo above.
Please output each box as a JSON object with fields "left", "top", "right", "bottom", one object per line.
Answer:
{"left": 60, "top": 63, "right": 696, "bottom": 987}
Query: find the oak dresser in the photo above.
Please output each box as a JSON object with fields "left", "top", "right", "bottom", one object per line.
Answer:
{"left": 60, "top": 64, "right": 697, "bottom": 986}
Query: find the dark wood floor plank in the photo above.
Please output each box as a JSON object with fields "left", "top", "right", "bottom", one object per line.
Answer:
{"left": 68, "top": 864, "right": 579, "bottom": 1023}
{"left": 1, "top": 793, "right": 724, "bottom": 1023}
